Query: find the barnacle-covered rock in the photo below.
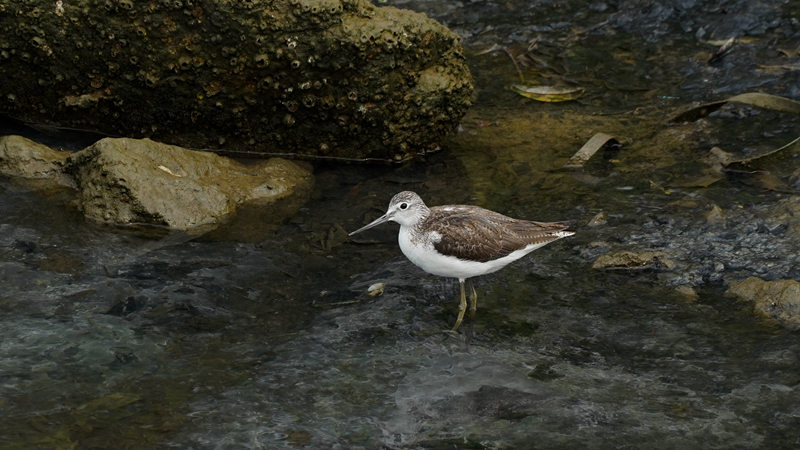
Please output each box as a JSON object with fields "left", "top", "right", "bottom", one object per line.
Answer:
{"left": 0, "top": 0, "right": 472, "bottom": 161}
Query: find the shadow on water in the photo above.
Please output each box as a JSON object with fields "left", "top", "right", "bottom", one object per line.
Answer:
{"left": 3, "top": 0, "right": 800, "bottom": 447}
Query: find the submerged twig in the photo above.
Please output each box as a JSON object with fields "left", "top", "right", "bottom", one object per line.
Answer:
{"left": 503, "top": 47, "right": 525, "bottom": 83}
{"left": 502, "top": 39, "right": 540, "bottom": 83}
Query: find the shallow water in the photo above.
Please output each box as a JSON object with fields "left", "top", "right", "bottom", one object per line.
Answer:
{"left": 3, "top": 0, "right": 800, "bottom": 448}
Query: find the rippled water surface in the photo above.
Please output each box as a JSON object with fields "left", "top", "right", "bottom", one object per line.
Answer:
{"left": 3, "top": 0, "right": 800, "bottom": 448}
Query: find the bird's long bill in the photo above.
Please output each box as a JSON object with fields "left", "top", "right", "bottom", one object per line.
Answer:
{"left": 349, "top": 214, "right": 390, "bottom": 236}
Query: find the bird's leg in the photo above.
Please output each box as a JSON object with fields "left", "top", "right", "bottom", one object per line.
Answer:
{"left": 468, "top": 279, "right": 478, "bottom": 317}
{"left": 452, "top": 278, "right": 467, "bottom": 331}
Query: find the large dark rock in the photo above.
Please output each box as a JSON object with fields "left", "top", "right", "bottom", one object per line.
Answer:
{"left": 0, "top": 0, "right": 472, "bottom": 161}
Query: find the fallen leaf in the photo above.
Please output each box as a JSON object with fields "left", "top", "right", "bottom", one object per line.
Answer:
{"left": 510, "top": 84, "right": 585, "bottom": 102}
{"left": 563, "top": 132, "right": 618, "bottom": 168}
{"left": 670, "top": 92, "right": 800, "bottom": 123}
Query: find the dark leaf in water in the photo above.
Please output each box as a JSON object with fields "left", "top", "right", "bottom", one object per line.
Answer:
{"left": 670, "top": 93, "right": 800, "bottom": 123}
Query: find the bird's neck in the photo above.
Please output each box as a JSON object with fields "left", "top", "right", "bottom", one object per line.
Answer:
{"left": 405, "top": 207, "right": 431, "bottom": 232}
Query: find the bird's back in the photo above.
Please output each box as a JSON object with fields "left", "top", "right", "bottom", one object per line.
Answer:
{"left": 421, "top": 205, "right": 573, "bottom": 263}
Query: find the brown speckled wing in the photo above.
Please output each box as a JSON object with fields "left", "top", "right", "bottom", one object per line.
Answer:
{"left": 425, "top": 206, "right": 571, "bottom": 262}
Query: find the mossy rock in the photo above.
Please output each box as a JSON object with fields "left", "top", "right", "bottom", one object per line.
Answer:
{"left": 64, "top": 137, "right": 313, "bottom": 231}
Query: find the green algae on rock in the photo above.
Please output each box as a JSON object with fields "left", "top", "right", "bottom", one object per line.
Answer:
{"left": 0, "top": 0, "right": 473, "bottom": 162}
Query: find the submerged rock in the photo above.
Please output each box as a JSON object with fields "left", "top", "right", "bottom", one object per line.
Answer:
{"left": 0, "top": 135, "right": 72, "bottom": 186}
{"left": 727, "top": 277, "right": 800, "bottom": 330}
{"left": 0, "top": 0, "right": 472, "bottom": 161}
{"left": 674, "top": 284, "right": 699, "bottom": 300}
{"left": 64, "top": 138, "right": 313, "bottom": 231}
{"left": 591, "top": 250, "right": 677, "bottom": 271}
{"left": 767, "top": 196, "right": 800, "bottom": 239}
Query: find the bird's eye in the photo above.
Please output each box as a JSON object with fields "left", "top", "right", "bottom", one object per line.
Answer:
{"left": 399, "top": 202, "right": 408, "bottom": 210}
